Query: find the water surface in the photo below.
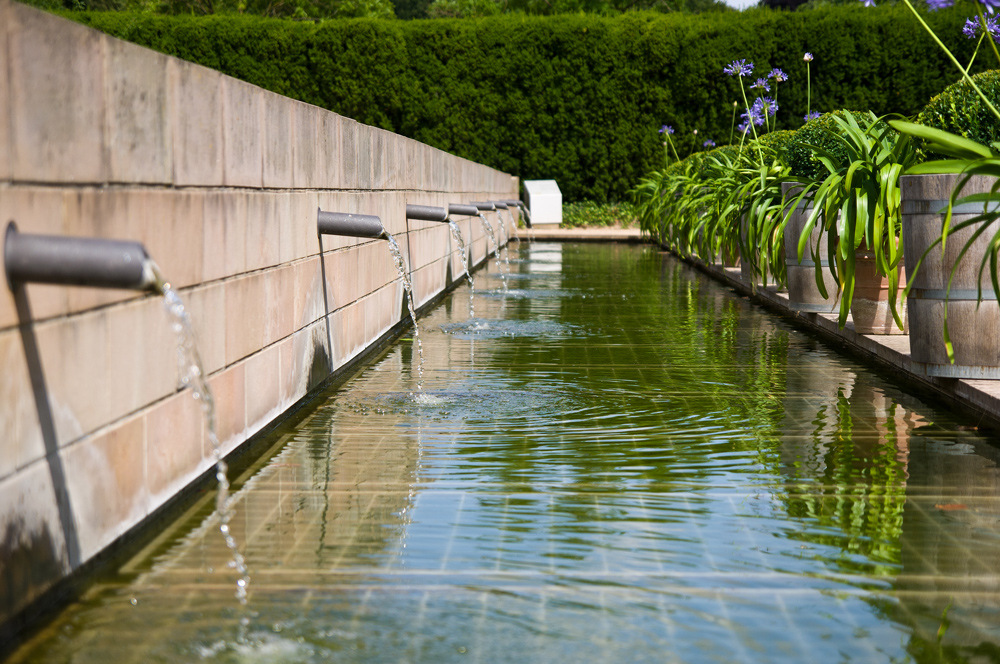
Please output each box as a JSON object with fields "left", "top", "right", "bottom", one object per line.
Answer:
{"left": 11, "top": 243, "right": 1000, "bottom": 663}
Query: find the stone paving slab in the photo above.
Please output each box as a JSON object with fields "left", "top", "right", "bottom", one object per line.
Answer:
{"left": 684, "top": 257, "right": 1000, "bottom": 430}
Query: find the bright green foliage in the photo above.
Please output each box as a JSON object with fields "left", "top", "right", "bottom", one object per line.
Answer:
{"left": 561, "top": 201, "right": 637, "bottom": 228}
{"left": 917, "top": 69, "right": 1000, "bottom": 154}
{"left": 783, "top": 110, "right": 869, "bottom": 181}
{"left": 67, "top": 5, "right": 981, "bottom": 200}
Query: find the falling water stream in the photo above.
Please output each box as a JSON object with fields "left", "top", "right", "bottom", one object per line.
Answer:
{"left": 158, "top": 279, "right": 251, "bottom": 609}
{"left": 476, "top": 213, "right": 507, "bottom": 291}
{"left": 505, "top": 210, "right": 520, "bottom": 242}
{"left": 495, "top": 213, "right": 513, "bottom": 277}
{"left": 447, "top": 220, "right": 474, "bottom": 318}
{"left": 384, "top": 232, "right": 425, "bottom": 391}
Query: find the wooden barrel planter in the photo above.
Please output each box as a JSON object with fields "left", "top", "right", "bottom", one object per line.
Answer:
{"left": 902, "top": 173, "right": 1000, "bottom": 378}
{"left": 782, "top": 183, "right": 838, "bottom": 313}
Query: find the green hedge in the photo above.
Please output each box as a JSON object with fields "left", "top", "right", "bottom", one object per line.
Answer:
{"left": 67, "top": 6, "right": 983, "bottom": 201}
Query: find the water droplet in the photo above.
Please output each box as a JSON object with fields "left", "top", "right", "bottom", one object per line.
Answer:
{"left": 130, "top": 598, "right": 138, "bottom": 606}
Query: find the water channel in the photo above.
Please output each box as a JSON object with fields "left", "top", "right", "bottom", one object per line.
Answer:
{"left": 10, "top": 242, "right": 1000, "bottom": 663}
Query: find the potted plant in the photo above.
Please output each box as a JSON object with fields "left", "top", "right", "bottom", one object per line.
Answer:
{"left": 794, "top": 112, "right": 916, "bottom": 334}
{"left": 891, "top": 70, "right": 1000, "bottom": 376}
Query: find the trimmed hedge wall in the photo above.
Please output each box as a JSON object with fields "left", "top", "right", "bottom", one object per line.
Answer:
{"left": 68, "top": 6, "right": 982, "bottom": 201}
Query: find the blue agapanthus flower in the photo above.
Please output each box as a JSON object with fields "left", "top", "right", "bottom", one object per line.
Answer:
{"left": 964, "top": 17, "right": 980, "bottom": 38}
{"left": 987, "top": 14, "right": 1000, "bottom": 37}
{"left": 964, "top": 15, "right": 1000, "bottom": 39}
{"left": 703, "top": 139, "right": 716, "bottom": 148}
{"left": 724, "top": 59, "right": 754, "bottom": 77}
{"left": 737, "top": 120, "right": 751, "bottom": 134}
{"left": 984, "top": 0, "right": 1000, "bottom": 13}
{"left": 860, "top": 0, "right": 876, "bottom": 7}
{"left": 803, "top": 111, "right": 822, "bottom": 122}
{"left": 659, "top": 125, "right": 675, "bottom": 135}
{"left": 741, "top": 107, "right": 765, "bottom": 128}
{"left": 768, "top": 68, "right": 788, "bottom": 83}
{"left": 751, "top": 78, "right": 771, "bottom": 92}
{"left": 752, "top": 96, "right": 778, "bottom": 118}
{"left": 926, "top": 0, "right": 953, "bottom": 9}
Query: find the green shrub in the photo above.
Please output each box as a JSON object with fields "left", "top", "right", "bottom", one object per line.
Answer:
{"left": 917, "top": 69, "right": 1000, "bottom": 153}
{"left": 782, "top": 110, "right": 872, "bottom": 181}
{"left": 562, "top": 201, "right": 638, "bottom": 228}
{"left": 756, "top": 129, "right": 796, "bottom": 155}
{"left": 65, "top": 5, "right": 981, "bottom": 201}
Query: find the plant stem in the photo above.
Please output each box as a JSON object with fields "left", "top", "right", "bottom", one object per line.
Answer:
{"left": 738, "top": 76, "right": 764, "bottom": 164}
{"left": 973, "top": 0, "right": 1000, "bottom": 68}
{"left": 666, "top": 134, "right": 680, "bottom": 163}
{"left": 729, "top": 102, "right": 737, "bottom": 144}
{"left": 806, "top": 61, "right": 811, "bottom": 119}
{"left": 967, "top": 32, "right": 985, "bottom": 73}
{"left": 900, "top": 0, "right": 1000, "bottom": 123}
{"left": 772, "top": 86, "right": 779, "bottom": 132}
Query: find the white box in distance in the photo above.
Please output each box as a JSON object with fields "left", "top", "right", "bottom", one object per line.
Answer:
{"left": 524, "top": 180, "right": 562, "bottom": 228}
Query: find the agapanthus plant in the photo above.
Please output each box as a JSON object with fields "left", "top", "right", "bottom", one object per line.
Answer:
{"left": 659, "top": 124, "right": 680, "bottom": 165}
{"left": 791, "top": 113, "right": 917, "bottom": 329}
{"left": 962, "top": 14, "right": 1000, "bottom": 70}
{"left": 725, "top": 59, "right": 765, "bottom": 162}
{"left": 803, "top": 53, "right": 814, "bottom": 121}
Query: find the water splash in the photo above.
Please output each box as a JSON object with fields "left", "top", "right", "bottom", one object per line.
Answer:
{"left": 477, "top": 213, "right": 507, "bottom": 291}
{"left": 495, "top": 213, "right": 513, "bottom": 278}
{"left": 159, "top": 281, "right": 250, "bottom": 607}
{"left": 384, "top": 233, "right": 425, "bottom": 391}
{"left": 518, "top": 204, "right": 535, "bottom": 242}
{"left": 447, "top": 220, "right": 475, "bottom": 319}
{"left": 505, "top": 209, "right": 521, "bottom": 242}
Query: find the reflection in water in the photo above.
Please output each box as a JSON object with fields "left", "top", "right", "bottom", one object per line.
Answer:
{"left": 10, "top": 244, "right": 1000, "bottom": 663}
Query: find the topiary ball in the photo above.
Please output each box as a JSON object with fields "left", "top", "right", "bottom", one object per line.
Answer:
{"left": 781, "top": 110, "right": 869, "bottom": 182}
{"left": 917, "top": 69, "right": 1000, "bottom": 157}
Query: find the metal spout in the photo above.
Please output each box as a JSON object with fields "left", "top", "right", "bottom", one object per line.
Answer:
{"left": 317, "top": 209, "right": 386, "bottom": 239}
{"left": 405, "top": 204, "right": 449, "bottom": 222}
{"left": 502, "top": 200, "right": 531, "bottom": 228}
{"left": 448, "top": 204, "right": 480, "bottom": 217}
{"left": 4, "top": 222, "right": 159, "bottom": 292}
{"left": 470, "top": 202, "right": 496, "bottom": 212}
{"left": 490, "top": 201, "right": 509, "bottom": 210}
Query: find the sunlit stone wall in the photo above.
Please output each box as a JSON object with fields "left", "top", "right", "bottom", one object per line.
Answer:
{"left": 0, "top": 0, "right": 517, "bottom": 629}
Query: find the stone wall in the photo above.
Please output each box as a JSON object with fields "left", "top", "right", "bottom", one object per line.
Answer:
{"left": 0, "top": 0, "right": 517, "bottom": 629}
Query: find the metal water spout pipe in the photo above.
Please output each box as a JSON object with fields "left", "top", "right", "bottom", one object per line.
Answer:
{"left": 505, "top": 199, "right": 532, "bottom": 229}
{"left": 448, "top": 204, "right": 480, "bottom": 217}
{"left": 490, "top": 201, "right": 509, "bottom": 210}
{"left": 4, "top": 222, "right": 160, "bottom": 292}
{"left": 470, "top": 202, "right": 495, "bottom": 212}
{"left": 405, "top": 204, "right": 449, "bottom": 223}
{"left": 317, "top": 209, "right": 386, "bottom": 239}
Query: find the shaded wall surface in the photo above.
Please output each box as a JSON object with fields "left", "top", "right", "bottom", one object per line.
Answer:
{"left": 0, "top": 0, "right": 516, "bottom": 629}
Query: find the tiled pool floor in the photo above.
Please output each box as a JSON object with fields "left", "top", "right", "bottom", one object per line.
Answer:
{"left": 10, "top": 243, "right": 1000, "bottom": 663}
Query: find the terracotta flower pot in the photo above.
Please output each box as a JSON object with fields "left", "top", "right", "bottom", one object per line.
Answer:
{"left": 850, "top": 245, "right": 907, "bottom": 335}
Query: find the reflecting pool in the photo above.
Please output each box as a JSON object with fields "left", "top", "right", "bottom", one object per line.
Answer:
{"left": 10, "top": 243, "right": 1000, "bottom": 663}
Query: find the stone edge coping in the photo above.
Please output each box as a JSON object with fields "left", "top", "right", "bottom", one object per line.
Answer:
{"left": 525, "top": 228, "right": 646, "bottom": 242}
{"left": 677, "top": 254, "right": 1000, "bottom": 431}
